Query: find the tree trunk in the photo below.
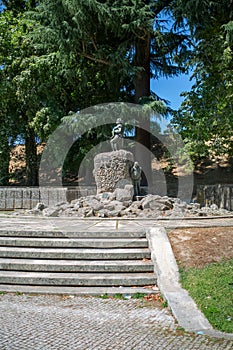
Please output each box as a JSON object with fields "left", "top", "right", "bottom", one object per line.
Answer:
{"left": 134, "top": 34, "right": 152, "bottom": 187}
{"left": 0, "top": 136, "right": 10, "bottom": 186}
{"left": 25, "top": 128, "right": 38, "bottom": 186}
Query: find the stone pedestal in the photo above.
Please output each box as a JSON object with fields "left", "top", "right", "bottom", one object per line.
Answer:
{"left": 93, "top": 150, "right": 134, "bottom": 194}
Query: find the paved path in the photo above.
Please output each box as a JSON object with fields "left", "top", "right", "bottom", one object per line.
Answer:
{"left": 0, "top": 215, "right": 232, "bottom": 349}
{"left": 1, "top": 214, "right": 233, "bottom": 232}
{"left": 0, "top": 293, "right": 232, "bottom": 350}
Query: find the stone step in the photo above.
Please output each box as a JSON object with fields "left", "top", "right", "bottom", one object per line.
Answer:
{"left": 0, "top": 230, "right": 146, "bottom": 239}
{"left": 0, "top": 271, "right": 156, "bottom": 286}
{"left": 0, "top": 247, "right": 151, "bottom": 260}
{"left": 0, "top": 229, "right": 157, "bottom": 292}
{"left": 0, "top": 285, "right": 159, "bottom": 296}
{"left": 0, "top": 258, "right": 154, "bottom": 273}
{"left": 0, "top": 237, "right": 148, "bottom": 249}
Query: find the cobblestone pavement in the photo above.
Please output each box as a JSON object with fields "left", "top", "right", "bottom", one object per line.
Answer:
{"left": 0, "top": 294, "right": 232, "bottom": 350}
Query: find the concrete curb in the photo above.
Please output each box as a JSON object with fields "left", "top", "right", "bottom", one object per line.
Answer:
{"left": 146, "top": 227, "right": 233, "bottom": 340}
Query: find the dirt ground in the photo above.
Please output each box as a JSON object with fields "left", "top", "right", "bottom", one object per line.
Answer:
{"left": 168, "top": 227, "right": 233, "bottom": 269}
{"left": 9, "top": 144, "right": 233, "bottom": 187}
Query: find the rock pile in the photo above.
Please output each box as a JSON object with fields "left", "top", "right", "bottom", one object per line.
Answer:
{"left": 27, "top": 189, "right": 232, "bottom": 218}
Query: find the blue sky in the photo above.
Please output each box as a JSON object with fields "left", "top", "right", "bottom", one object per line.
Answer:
{"left": 151, "top": 73, "right": 193, "bottom": 110}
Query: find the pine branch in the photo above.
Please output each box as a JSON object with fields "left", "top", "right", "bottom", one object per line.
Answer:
{"left": 90, "top": 37, "right": 98, "bottom": 51}
{"left": 78, "top": 52, "right": 109, "bottom": 66}
{"left": 80, "top": 38, "right": 108, "bottom": 65}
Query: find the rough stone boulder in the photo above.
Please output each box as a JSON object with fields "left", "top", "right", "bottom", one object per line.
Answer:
{"left": 115, "top": 185, "right": 134, "bottom": 202}
{"left": 93, "top": 150, "right": 134, "bottom": 194}
{"left": 141, "top": 195, "right": 174, "bottom": 211}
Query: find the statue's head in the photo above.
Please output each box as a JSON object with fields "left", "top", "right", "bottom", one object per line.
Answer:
{"left": 134, "top": 161, "right": 139, "bottom": 167}
{"left": 116, "top": 118, "right": 122, "bottom": 124}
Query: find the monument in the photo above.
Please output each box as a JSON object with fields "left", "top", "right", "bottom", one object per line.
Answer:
{"left": 27, "top": 115, "right": 208, "bottom": 217}
{"left": 93, "top": 119, "right": 143, "bottom": 198}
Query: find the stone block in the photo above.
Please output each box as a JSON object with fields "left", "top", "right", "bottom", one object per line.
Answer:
{"left": 31, "top": 188, "right": 40, "bottom": 209}
{"left": 115, "top": 185, "right": 134, "bottom": 202}
{"left": 0, "top": 189, "right": 6, "bottom": 209}
{"left": 22, "top": 188, "right": 32, "bottom": 209}
{"left": 66, "top": 188, "right": 79, "bottom": 203}
{"left": 141, "top": 195, "right": 173, "bottom": 211}
{"left": 58, "top": 188, "right": 67, "bottom": 204}
{"left": 39, "top": 188, "right": 49, "bottom": 207}
{"left": 43, "top": 207, "right": 60, "bottom": 217}
{"left": 5, "top": 189, "right": 15, "bottom": 209}
{"left": 93, "top": 150, "right": 134, "bottom": 194}
{"left": 13, "top": 189, "right": 23, "bottom": 209}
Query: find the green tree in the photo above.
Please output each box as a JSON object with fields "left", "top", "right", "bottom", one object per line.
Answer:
{"left": 33, "top": 0, "right": 189, "bottom": 183}
{"left": 1, "top": 0, "right": 36, "bottom": 13}
{"left": 0, "top": 8, "right": 45, "bottom": 185}
{"left": 171, "top": 0, "right": 233, "bottom": 160}
{"left": 0, "top": 10, "right": 21, "bottom": 184}
{"left": 0, "top": 3, "right": 83, "bottom": 185}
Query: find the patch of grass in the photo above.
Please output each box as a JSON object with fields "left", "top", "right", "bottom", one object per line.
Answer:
{"left": 99, "top": 293, "right": 108, "bottom": 299}
{"left": 180, "top": 259, "right": 233, "bottom": 333}
{"left": 113, "top": 293, "right": 126, "bottom": 300}
{"left": 99, "top": 293, "right": 146, "bottom": 300}
{"left": 132, "top": 292, "right": 146, "bottom": 299}
{"left": 16, "top": 291, "right": 22, "bottom": 296}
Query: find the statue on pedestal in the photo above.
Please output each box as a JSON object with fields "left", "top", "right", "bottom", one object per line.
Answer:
{"left": 110, "top": 118, "right": 124, "bottom": 151}
{"left": 130, "top": 161, "right": 142, "bottom": 196}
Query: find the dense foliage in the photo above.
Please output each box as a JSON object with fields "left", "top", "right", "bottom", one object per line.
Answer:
{"left": 0, "top": 5, "right": 63, "bottom": 184}
{"left": 1, "top": 1, "right": 233, "bottom": 185}
{"left": 171, "top": 0, "right": 233, "bottom": 160}
{"left": 1, "top": 0, "right": 189, "bottom": 185}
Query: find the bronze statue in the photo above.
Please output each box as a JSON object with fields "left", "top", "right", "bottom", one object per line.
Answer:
{"left": 130, "top": 161, "right": 142, "bottom": 196}
{"left": 110, "top": 118, "right": 124, "bottom": 151}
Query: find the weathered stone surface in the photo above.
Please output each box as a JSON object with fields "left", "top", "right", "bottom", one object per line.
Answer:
{"left": 115, "top": 185, "right": 134, "bottom": 202}
{"left": 82, "top": 198, "right": 104, "bottom": 212}
{"left": 97, "top": 209, "right": 112, "bottom": 218}
{"left": 141, "top": 195, "right": 173, "bottom": 211}
{"left": 197, "top": 184, "right": 233, "bottom": 211}
{"left": 0, "top": 189, "right": 6, "bottom": 209}
{"left": 26, "top": 202, "right": 48, "bottom": 215}
{"left": 42, "top": 207, "right": 61, "bottom": 217}
{"left": 93, "top": 150, "right": 134, "bottom": 194}
{"left": 0, "top": 187, "right": 74, "bottom": 210}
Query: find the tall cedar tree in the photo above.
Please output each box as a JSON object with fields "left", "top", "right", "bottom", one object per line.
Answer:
{"left": 1, "top": 1, "right": 82, "bottom": 185}
{"left": 1, "top": 0, "right": 39, "bottom": 185}
{"left": 34, "top": 0, "right": 188, "bottom": 184}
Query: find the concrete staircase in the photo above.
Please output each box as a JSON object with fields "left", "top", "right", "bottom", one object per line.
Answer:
{"left": 0, "top": 229, "right": 157, "bottom": 295}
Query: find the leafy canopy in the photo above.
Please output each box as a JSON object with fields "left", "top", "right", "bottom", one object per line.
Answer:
{"left": 171, "top": 0, "right": 233, "bottom": 160}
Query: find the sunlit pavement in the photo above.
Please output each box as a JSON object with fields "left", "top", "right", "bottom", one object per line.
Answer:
{"left": 0, "top": 293, "right": 232, "bottom": 350}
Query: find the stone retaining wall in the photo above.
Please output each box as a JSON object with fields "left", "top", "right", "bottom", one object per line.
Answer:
{"left": 0, "top": 187, "right": 96, "bottom": 210}
{"left": 197, "top": 184, "right": 233, "bottom": 211}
